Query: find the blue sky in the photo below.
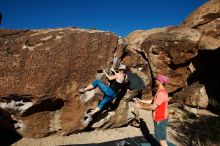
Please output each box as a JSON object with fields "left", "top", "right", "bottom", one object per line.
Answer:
{"left": 0, "top": 0, "right": 207, "bottom": 37}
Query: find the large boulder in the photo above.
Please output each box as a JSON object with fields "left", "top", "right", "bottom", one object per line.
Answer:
{"left": 126, "top": 26, "right": 201, "bottom": 92}
{"left": 0, "top": 28, "right": 136, "bottom": 138}
{"left": 121, "top": 47, "right": 152, "bottom": 98}
{"left": 181, "top": 0, "right": 220, "bottom": 50}
{"left": 126, "top": 28, "right": 167, "bottom": 51}
{"left": 171, "top": 82, "right": 209, "bottom": 109}
{"left": 181, "top": 0, "right": 220, "bottom": 112}
{"left": 169, "top": 103, "right": 220, "bottom": 146}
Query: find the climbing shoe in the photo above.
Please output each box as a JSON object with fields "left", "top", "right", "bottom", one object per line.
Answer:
{"left": 79, "top": 88, "right": 87, "bottom": 93}
{"left": 86, "top": 109, "right": 94, "bottom": 116}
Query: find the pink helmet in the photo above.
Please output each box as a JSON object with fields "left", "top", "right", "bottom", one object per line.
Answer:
{"left": 157, "top": 74, "right": 169, "bottom": 84}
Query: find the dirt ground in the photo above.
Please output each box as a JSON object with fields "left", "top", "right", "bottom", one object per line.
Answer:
{"left": 12, "top": 110, "right": 178, "bottom": 146}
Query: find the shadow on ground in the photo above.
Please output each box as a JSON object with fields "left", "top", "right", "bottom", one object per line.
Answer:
{"left": 60, "top": 136, "right": 175, "bottom": 146}
{"left": 61, "top": 119, "right": 176, "bottom": 146}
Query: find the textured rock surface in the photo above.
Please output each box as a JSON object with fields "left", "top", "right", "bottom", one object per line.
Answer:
{"left": 171, "top": 82, "right": 209, "bottom": 108}
{"left": 0, "top": 28, "right": 136, "bottom": 138}
{"left": 168, "top": 103, "right": 220, "bottom": 146}
{"left": 121, "top": 47, "right": 152, "bottom": 97}
{"left": 181, "top": 0, "right": 220, "bottom": 112}
{"left": 1, "top": 0, "right": 220, "bottom": 141}
{"left": 126, "top": 26, "right": 201, "bottom": 92}
{"left": 181, "top": 0, "right": 220, "bottom": 50}
{"left": 181, "top": 0, "right": 220, "bottom": 29}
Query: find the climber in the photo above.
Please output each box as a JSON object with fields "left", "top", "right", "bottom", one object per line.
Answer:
{"left": 134, "top": 74, "right": 170, "bottom": 146}
{"left": 79, "top": 64, "right": 128, "bottom": 126}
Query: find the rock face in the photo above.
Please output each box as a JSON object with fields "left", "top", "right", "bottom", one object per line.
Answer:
{"left": 125, "top": 0, "right": 220, "bottom": 97}
{"left": 0, "top": 28, "right": 138, "bottom": 138}
{"left": 121, "top": 47, "right": 152, "bottom": 97}
{"left": 181, "top": 0, "right": 220, "bottom": 50}
{"left": 171, "top": 82, "right": 209, "bottom": 108}
{"left": 0, "top": 0, "right": 220, "bottom": 140}
{"left": 181, "top": 0, "right": 220, "bottom": 28}
{"left": 0, "top": 28, "right": 118, "bottom": 96}
{"left": 168, "top": 103, "right": 220, "bottom": 146}
{"left": 126, "top": 26, "right": 201, "bottom": 93}
{"left": 181, "top": 0, "right": 220, "bottom": 113}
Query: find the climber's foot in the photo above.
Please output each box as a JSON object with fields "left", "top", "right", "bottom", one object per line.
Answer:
{"left": 79, "top": 88, "right": 87, "bottom": 93}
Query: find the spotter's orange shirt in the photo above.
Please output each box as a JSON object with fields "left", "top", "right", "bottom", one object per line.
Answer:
{"left": 152, "top": 89, "right": 168, "bottom": 122}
